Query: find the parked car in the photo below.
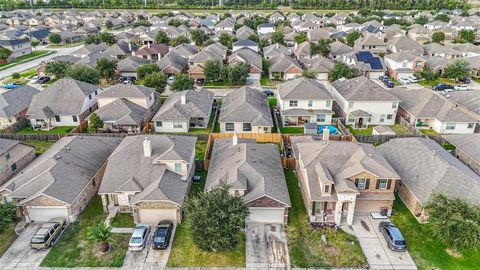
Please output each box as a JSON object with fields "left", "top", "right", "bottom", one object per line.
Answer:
{"left": 167, "top": 76, "right": 175, "bottom": 85}
{"left": 406, "top": 76, "right": 418, "bottom": 83}
{"left": 379, "top": 75, "right": 389, "bottom": 82}
{"left": 2, "top": 82, "right": 20, "bottom": 89}
{"left": 384, "top": 80, "right": 394, "bottom": 88}
{"left": 379, "top": 221, "right": 407, "bottom": 252}
{"left": 30, "top": 76, "right": 40, "bottom": 84}
{"left": 152, "top": 220, "right": 173, "bottom": 250}
{"left": 459, "top": 77, "right": 471, "bottom": 84}
{"left": 196, "top": 78, "right": 205, "bottom": 86}
{"left": 454, "top": 85, "right": 470, "bottom": 91}
{"left": 398, "top": 77, "right": 410, "bottom": 85}
{"left": 30, "top": 218, "right": 67, "bottom": 250}
{"left": 262, "top": 89, "right": 275, "bottom": 96}
{"left": 37, "top": 76, "right": 50, "bottom": 84}
{"left": 129, "top": 224, "right": 150, "bottom": 251}
{"left": 432, "top": 84, "right": 454, "bottom": 91}
{"left": 117, "top": 76, "right": 127, "bottom": 83}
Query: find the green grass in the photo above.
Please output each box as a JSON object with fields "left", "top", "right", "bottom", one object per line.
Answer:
{"left": 195, "top": 140, "right": 207, "bottom": 160}
{"left": 2, "top": 68, "right": 38, "bottom": 84}
{"left": 0, "top": 223, "right": 18, "bottom": 257}
{"left": 347, "top": 125, "right": 375, "bottom": 135}
{"left": 280, "top": 127, "right": 304, "bottom": 134}
{"left": 268, "top": 97, "right": 277, "bottom": 107}
{"left": 110, "top": 213, "right": 135, "bottom": 228}
{"left": 260, "top": 75, "right": 281, "bottom": 87}
{"left": 47, "top": 41, "right": 85, "bottom": 48}
{"left": 24, "top": 140, "right": 55, "bottom": 154}
{"left": 418, "top": 78, "right": 461, "bottom": 87}
{"left": 204, "top": 81, "right": 242, "bottom": 88}
{"left": 390, "top": 124, "right": 410, "bottom": 135}
{"left": 284, "top": 170, "right": 366, "bottom": 268}
{"left": 391, "top": 196, "right": 480, "bottom": 270}
{"left": 419, "top": 128, "right": 438, "bottom": 135}
{"left": 41, "top": 196, "right": 129, "bottom": 267}
{"left": 442, "top": 143, "right": 456, "bottom": 151}
{"left": 0, "top": 51, "right": 53, "bottom": 71}
{"left": 17, "top": 126, "right": 73, "bottom": 134}
{"left": 167, "top": 170, "right": 246, "bottom": 267}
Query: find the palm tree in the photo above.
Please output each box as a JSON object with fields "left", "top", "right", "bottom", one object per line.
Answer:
{"left": 86, "top": 223, "right": 113, "bottom": 252}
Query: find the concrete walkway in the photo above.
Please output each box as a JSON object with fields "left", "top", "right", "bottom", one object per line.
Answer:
{"left": 246, "top": 223, "right": 289, "bottom": 269}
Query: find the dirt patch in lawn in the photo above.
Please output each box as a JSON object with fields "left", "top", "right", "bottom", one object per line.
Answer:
{"left": 446, "top": 249, "right": 462, "bottom": 258}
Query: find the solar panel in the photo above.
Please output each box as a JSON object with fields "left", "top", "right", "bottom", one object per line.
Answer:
{"left": 355, "top": 51, "right": 383, "bottom": 70}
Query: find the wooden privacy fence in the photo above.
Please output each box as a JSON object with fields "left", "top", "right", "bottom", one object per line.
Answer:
{"left": 1, "top": 118, "right": 28, "bottom": 134}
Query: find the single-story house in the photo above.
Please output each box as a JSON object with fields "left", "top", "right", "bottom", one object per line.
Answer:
{"left": 0, "top": 139, "right": 36, "bottom": 186}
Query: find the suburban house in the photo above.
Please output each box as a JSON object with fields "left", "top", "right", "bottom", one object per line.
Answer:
{"left": 0, "top": 139, "right": 36, "bottom": 186}
{"left": 228, "top": 48, "right": 263, "bottom": 81}
{"left": 277, "top": 78, "right": 334, "bottom": 127}
{"left": 390, "top": 88, "right": 480, "bottom": 134}
{"left": 0, "top": 37, "right": 31, "bottom": 60}
{"left": 98, "top": 135, "right": 196, "bottom": 224}
{"left": 443, "top": 134, "right": 480, "bottom": 176}
{"left": 300, "top": 57, "right": 335, "bottom": 81}
{"left": 0, "top": 136, "right": 121, "bottom": 222}
{"left": 268, "top": 53, "right": 303, "bottom": 80}
{"left": 232, "top": 39, "right": 259, "bottom": 53}
{"left": 103, "top": 40, "right": 137, "bottom": 59}
{"left": 353, "top": 34, "right": 387, "bottom": 53}
{"left": 116, "top": 55, "right": 150, "bottom": 79}
{"left": 205, "top": 137, "right": 291, "bottom": 224}
{"left": 291, "top": 136, "right": 400, "bottom": 226}
{"left": 342, "top": 51, "right": 386, "bottom": 79}
{"left": 0, "top": 85, "right": 40, "bottom": 129}
{"left": 135, "top": 43, "right": 169, "bottom": 60}
{"left": 384, "top": 51, "right": 425, "bottom": 79}
{"left": 257, "top": 23, "right": 275, "bottom": 35}
{"left": 219, "top": 86, "right": 273, "bottom": 133}
{"left": 152, "top": 88, "right": 214, "bottom": 133}
{"left": 377, "top": 137, "right": 480, "bottom": 222}
{"left": 331, "top": 77, "right": 400, "bottom": 128}
{"left": 26, "top": 78, "right": 102, "bottom": 130}
{"left": 157, "top": 51, "right": 188, "bottom": 76}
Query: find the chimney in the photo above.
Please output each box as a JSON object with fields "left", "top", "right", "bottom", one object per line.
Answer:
{"left": 180, "top": 93, "right": 186, "bottom": 105}
{"left": 232, "top": 134, "right": 238, "bottom": 146}
{"left": 322, "top": 127, "right": 330, "bottom": 141}
{"left": 143, "top": 137, "right": 152, "bottom": 157}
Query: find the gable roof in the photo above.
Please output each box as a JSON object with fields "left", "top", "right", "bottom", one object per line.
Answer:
{"left": 152, "top": 88, "right": 214, "bottom": 121}
{"left": 332, "top": 77, "right": 399, "bottom": 102}
{"left": 277, "top": 78, "right": 333, "bottom": 100}
{"left": 99, "top": 84, "right": 155, "bottom": 99}
{"left": 94, "top": 98, "right": 146, "bottom": 125}
{"left": 0, "top": 85, "right": 40, "bottom": 118}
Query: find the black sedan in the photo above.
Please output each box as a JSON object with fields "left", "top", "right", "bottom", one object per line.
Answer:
{"left": 152, "top": 220, "right": 173, "bottom": 250}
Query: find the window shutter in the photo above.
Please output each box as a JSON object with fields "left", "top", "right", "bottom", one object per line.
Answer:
{"left": 365, "top": 179, "right": 370, "bottom": 189}
{"left": 354, "top": 179, "right": 359, "bottom": 187}
{"left": 375, "top": 179, "right": 380, "bottom": 189}
{"left": 387, "top": 179, "right": 392, "bottom": 189}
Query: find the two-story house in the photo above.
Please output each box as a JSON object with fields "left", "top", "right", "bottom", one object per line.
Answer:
{"left": 384, "top": 51, "right": 426, "bottom": 79}
{"left": 277, "top": 78, "right": 334, "bottom": 127}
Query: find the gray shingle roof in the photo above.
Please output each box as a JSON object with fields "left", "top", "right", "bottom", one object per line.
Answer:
{"left": 152, "top": 88, "right": 214, "bottom": 121}
{"left": 99, "top": 84, "right": 155, "bottom": 99}
{"left": 116, "top": 55, "right": 150, "bottom": 72}
{"left": 219, "top": 86, "right": 273, "bottom": 127}
{"left": 332, "top": 77, "right": 399, "bottom": 102}
{"left": 1, "top": 136, "right": 121, "bottom": 204}
{"left": 94, "top": 98, "right": 146, "bottom": 125}
{"left": 0, "top": 85, "right": 40, "bottom": 118}
{"left": 0, "top": 138, "right": 21, "bottom": 155}
{"left": 443, "top": 134, "right": 480, "bottom": 163}
{"left": 277, "top": 78, "right": 333, "bottom": 100}
{"left": 205, "top": 138, "right": 290, "bottom": 206}
{"left": 377, "top": 137, "right": 480, "bottom": 205}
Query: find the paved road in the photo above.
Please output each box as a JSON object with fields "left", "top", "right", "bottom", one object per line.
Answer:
{"left": 0, "top": 45, "right": 84, "bottom": 81}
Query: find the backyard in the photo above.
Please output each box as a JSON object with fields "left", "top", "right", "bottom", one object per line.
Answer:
{"left": 391, "top": 197, "right": 480, "bottom": 270}
{"left": 17, "top": 126, "right": 73, "bottom": 134}
{"left": 167, "top": 170, "right": 246, "bottom": 267}
{"left": 348, "top": 125, "right": 375, "bottom": 136}
{"left": 25, "top": 140, "right": 55, "bottom": 154}
{"left": 195, "top": 140, "right": 207, "bottom": 160}
{"left": 284, "top": 170, "right": 366, "bottom": 268}
{"left": 40, "top": 196, "right": 130, "bottom": 267}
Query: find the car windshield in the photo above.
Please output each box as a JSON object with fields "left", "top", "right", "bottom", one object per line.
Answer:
{"left": 394, "top": 240, "right": 406, "bottom": 245}
{"left": 31, "top": 236, "right": 46, "bottom": 244}
{"left": 155, "top": 236, "right": 166, "bottom": 243}
{"left": 130, "top": 237, "right": 142, "bottom": 244}
{"left": 156, "top": 228, "right": 167, "bottom": 237}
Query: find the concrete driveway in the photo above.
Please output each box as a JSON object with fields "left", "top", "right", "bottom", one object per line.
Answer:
{"left": 246, "top": 223, "right": 289, "bottom": 269}
{"left": 352, "top": 215, "right": 417, "bottom": 270}
{"left": 0, "top": 224, "right": 51, "bottom": 269}
{"left": 122, "top": 225, "right": 175, "bottom": 268}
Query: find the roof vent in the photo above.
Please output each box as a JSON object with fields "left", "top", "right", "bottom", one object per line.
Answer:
{"left": 251, "top": 159, "right": 256, "bottom": 162}
{"left": 180, "top": 176, "right": 188, "bottom": 182}
{"left": 368, "top": 153, "right": 373, "bottom": 157}
{"left": 55, "top": 155, "right": 62, "bottom": 159}
{"left": 65, "top": 146, "right": 71, "bottom": 151}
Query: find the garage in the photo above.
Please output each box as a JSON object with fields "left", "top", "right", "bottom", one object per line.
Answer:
{"left": 247, "top": 73, "right": 261, "bottom": 80}
{"left": 26, "top": 206, "right": 69, "bottom": 223}
{"left": 137, "top": 208, "right": 177, "bottom": 224}
{"left": 354, "top": 200, "right": 391, "bottom": 215}
{"left": 248, "top": 208, "right": 285, "bottom": 224}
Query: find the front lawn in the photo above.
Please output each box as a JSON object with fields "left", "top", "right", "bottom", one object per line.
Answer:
{"left": 284, "top": 170, "right": 366, "bottom": 268}
{"left": 391, "top": 197, "right": 480, "bottom": 270}
{"left": 25, "top": 140, "right": 55, "bottom": 154}
{"left": 347, "top": 125, "right": 375, "bottom": 136}
{"left": 41, "top": 196, "right": 130, "bottom": 267}
{"left": 260, "top": 75, "right": 281, "bottom": 87}
{"left": 0, "top": 223, "right": 18, "bottom": 257}
{"left": 17, "top": 126, "right": 73, "bottom": 134}
{"left": 110, "top": 213, "right": 135, "bottom": 228}
{"left": 167, "top": 170, "right": 246, "bottom": 267}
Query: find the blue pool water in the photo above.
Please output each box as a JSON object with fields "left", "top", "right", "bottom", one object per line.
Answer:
{"left": 317, "top": 125, "right": 340, "bottom": 135}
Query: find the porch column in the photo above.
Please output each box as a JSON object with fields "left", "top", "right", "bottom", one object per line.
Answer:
{"left": 347, "top": 200, "right": 356, "bottom": 226}
{"left": 334, "top": 202, "right": 342, "bottom": 225}
{"left": 100, "top": 194, "right": 108, "bottom": 213}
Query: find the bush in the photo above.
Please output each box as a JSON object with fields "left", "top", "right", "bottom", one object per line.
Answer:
{"left": 11, "top": 72, "right": 20, "bottom": 79}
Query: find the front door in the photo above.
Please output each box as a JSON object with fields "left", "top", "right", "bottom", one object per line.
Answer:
{"left": 358, "top": 118, "right": 363, "bottom": 127}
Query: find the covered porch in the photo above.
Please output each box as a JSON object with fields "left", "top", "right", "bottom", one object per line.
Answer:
{"left": 350, "top": 109, "right": 371, "bottom": 129}
{"left": 189, "top": 117, "right": 208, "bottom": 129}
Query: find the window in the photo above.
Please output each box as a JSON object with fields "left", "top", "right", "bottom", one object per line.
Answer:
{"left": 392, "top": 101, "right": 398, "bottom": 109}
{"left": 226, "top": 123, "right": 234, "bottom": 131}
{"left": 88, "top": 94, "right": 92, "bottom": 100}
{"left": 326, "top": 100, "right": 332, "bottom": 107}
{"left": 446, "top": 123, "right": 456, "bottom": 130}
{"left": 324, "top": 185, "right": 330, "bottom": 193}
{"left": 5, "top": 195, "right": 12, "bottom": 203}
{"left": 55, "top": 115, "right": 60, "bottom": 122}
{"left": 243, "top": 123, "right": 252, "bottom": 131}
{"left": 173, "top": 121, "right": 183, "bottom": 129}
{"left": 128, "top": 194, "right": 133, "bottom": 203}
{"left": 378, "top": 179, "right": 388, "bottom": 189}
{"left": 156, "top": 121, "right": 162, "bottom": 127}
{"left": 357, "top": 178, "right": 367, "bottom": 189}
{"left": 380, "top": 114, "right": 385, "bottom": 123}
{"left": 5, "top": 151, "right": 10, "bottom": 160}
{"left": 263, "top": 127, "right": 268, "bottom": 132}
{"left": 11, "top": 163, "right": 17, "bottom": 172}
{"left": 289, "top": 100, "right": 298, "bottom": 107}
{"left": 308, "top": 100, "right": 313, "bottom": 107}
{"left": 175, "top": 163, "right": 181, "bottom": 173}
{"left": 348, "top": 102, "right": 354, "bottom": 108}
{"left": 387, "top": 114, "right": 393, "bottom": 120}
{"left": 316, "top": 114, "right": 326, "bottom": 123}
{"left": 348, "top": 114, "right": 354, "bottom": 123}
{"left": 468, "top": 123, "right": 475, "bottom": 128}
{"left": 95, "top": 90, "right": 98, "bottom": 95}
{"left": 72, "top": 115, "right": 78, "bottom": 122}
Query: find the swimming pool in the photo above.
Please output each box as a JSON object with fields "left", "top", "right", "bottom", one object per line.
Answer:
{"left": 317, "top": 125, "right": 340, "bottom": 135}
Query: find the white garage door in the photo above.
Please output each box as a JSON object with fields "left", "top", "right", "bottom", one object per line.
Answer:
{"left": 27, "top": 207, "right": 69, "bottom": 223}
{"left": 138, "top": 208, "right": 177, "bottom": 224}
{"left": 248, "top": 208, "right": 284, "bottom": 224}
{"left": 247, "top": 73, "right": 261, "bottom": 80}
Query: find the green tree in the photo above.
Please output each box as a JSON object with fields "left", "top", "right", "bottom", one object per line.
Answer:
{"left": 294, "top": 33, "right": 308, "bottom": 44}
{"left": 0, "top": 203, "right": 16, "bottom": 233}
{"left": 184, "top": 186, "right": 249, "bottom": 251}
{"left": 443, "top": 60, "right": 471, "bottom": 82}
{"left": 432, "top": 32, "right": 446, "bottom": 44}
{"left": 142, "top": 72, "right": 168, "bottom": 93}
{"left": 85, "top": 34, "right": 102, "bottom": 45}
{"left": 169, "top": 36, "right": 190, "bottom": 47}
{"left": 11, "top": 72, "right": 20, "bottom": 80}
{"left": 415, "top": 65, "right": 439, "bottom": 82}
{"left": 136, "top": 63, "right": 160, "bottom": 79}
{"left": 105, "top": 20, "right": 113, "bottom": 30}
{"left": 171, "top": 73, "right": 194, "bottom": 91}
{"left": 434, "top": 13, "right": 451, "bottom": 23}
{"left": 262, "top": 58, "right": 270, "bottom": 75}
{"left": 0, "top": 47, "right": 12, "bottom": 61}
{"left": 133, "top": 20, "right": 151, "bottom": 28}
{"left": 302, "top": 70, "right": 317, "bottom": 79}
{"left": 328, "top": 62, "right": 358, "bottom": 81}
{"left": 48, "top": 33, "right": 61, "bottom": 44}
{"left": 415, "top": 16, "right": 429, "bottom": 25}
{"left": 168, "top": 19, "right": 183, "bottom": 27}
{"left": 203, "top": 60, "right": 224, "bottom": 82}
{"left": 67, "top": 65, "right": 101, "bottom": 85}
{"left": 258, "top": 38, "right": 269, "bottom": 50}
{"left": 190, "top": 29, "right": 209, "bottom": 46}
{"left": 96, "top": 58, "right": 117, "bottom": 82}
{"left": 45, "top": 60, "right": 70, "bottom": 78}
{"left": 271, "top": 31, "right": 285, "bottom": 45}
{"left": 31, "top": 40, "right": 40, "bottom": 50}
{"left": 86, "top": 223, "right": 113, "bottom": 252}
{"left": 225, "top": 63, "right": 250, "bottom": 85}
{"left": 345, "top": 31, "right": 362, "bottom": 47}
{"left": 456, "top": 29, "right": 476, "bottom": 43}
{"left": 155, "top": 31, "right": 170, "bottom": 44}
{"left": 219, "top": 32, "right": 236, "bottom": 49}
{"left": 88, "top": 113, "right": 103, "bottom": 133}
{"left": 425, "top": 194, "right": 480, "bottom": 249}
{"left": 99, "top": 32, "right": 116, "bottom": 45}
{"left": 247, "top": 34, "right": 259, "bottom": 43}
